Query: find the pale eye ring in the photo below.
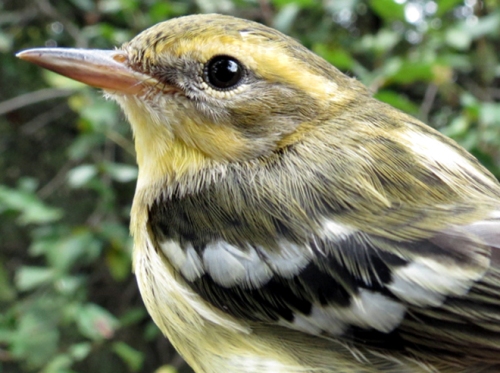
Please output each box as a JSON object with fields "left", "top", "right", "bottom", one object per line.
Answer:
{"left": 204, "top": 55, "right": 245, "bottom": 90}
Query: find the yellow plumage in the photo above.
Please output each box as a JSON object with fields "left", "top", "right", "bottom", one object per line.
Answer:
{"left": 18, "top": 13, "right": 500, "bottom": 373}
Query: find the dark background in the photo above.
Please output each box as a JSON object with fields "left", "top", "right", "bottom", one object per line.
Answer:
{"left": 1, "top": 0, "right": 499, "bottom": 372}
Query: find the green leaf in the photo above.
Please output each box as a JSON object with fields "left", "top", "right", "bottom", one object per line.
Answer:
{"left": 0, "top": 261, "right": 16, "bottom": 301}
{"left": 194, "top": 0, "right": 234, "bottom": 14}
{"left": 0, "top": 184, "right": 63, "bottom": 224}
{"left": 458, "top": 128, "right": 480, "bottom": 151}
{"left": 106, "top": 247, "right": 132, "bottom": 281}
{"left": 389, "top": 61, "right": 434, "bottom": 84}
{"left": 272, "top": 0, "right": 315, "bottom": 7}
{"left": 47, "top": 230, "right": 102, "bottom": 272}
{"left": 102, "top": 162, "right": 138, "bottom": 183}
{"left": 313, "top": 44, "right": 355, "bottom": 70}
{"left": 480, "top": 102, "right": 500, "bottom": 128}
{"left": 467, "top": 11, "right": 500, "bottom": 39}
{"left": 41, "top": 354, "right": 73, "bottom": 373}
{"left": 99, "top": 0, "right": 126, "bottom": 13}
{"left": 369, "top": 0, "right": 405, "bottom": 22}
{"left": 15, "top": 266, "right": 55, "bottom": 291}
{"left": 443, "top": 13, "right": 500, "bottom": 50}
{"left": 54, "top": 275, "right": 85, "bottom": 295}
{"left": 436, "top": 0, "right": 463, "bottom": 16}
{"left": 324, "top": 0, "right": 357, "bottom": 13}
{"left": 43, "top": 70, "right": 86, "bottom": 89}
{"left": 69, "top": 0, "right": 95, "bottom": 12}
{"left": 144, "top": 321, "right": 161, "bottom": 341}
{"left": 445, "top": 27, "right": 472, "bottom": 50}
{"left": 441, "top": 115, "right": 470, "bottom": 138}
{"left": 67, "top": 132, "right": 106, "bottom": 160}
{"left": 440, "top": 53, "right": 471, "bottom": 71}
{"left": 0, "top": 31, "right": 13, "bottom": 52}
{"left": 30, "top": 228, "right": 102, "bottom": 272}
{"left": 10, "top": 304, "right": 60, "bottom": 368}
{"left": 67, "top": 164, "right": 98, "bottom": 188}
{"left": 79, "top": 99, "right": 120, "bottom": 131}
{"left": 119, "top": 308, "right": 147, "bottom": 327}
{"left": 76, "top": 303, "right": 119, "bottom": 340}
{"left": 69, "top": 342, "right": 92, "bottom": 360}
{"left": 273, "top": 3, "right": 301, "bottom": 33}
{"left": 356, "top": 29, "right": 401, "bottom": 54}
{"left": 374, "top": 90, "right": 419, "bottom": 115}
{"left": 112, "top": 342, "right": 144, "bottom": 372}
{"left": 155, "top": 366, "right": 179, "bottom": 373}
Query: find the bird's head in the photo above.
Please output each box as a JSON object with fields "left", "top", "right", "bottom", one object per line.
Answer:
{"left": 18, "top": 14, "right": 369, "bottom": 186}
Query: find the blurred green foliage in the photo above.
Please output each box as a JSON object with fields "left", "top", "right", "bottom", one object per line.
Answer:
{"left": 1, "top": 0, "right": 499, "bottom": 372}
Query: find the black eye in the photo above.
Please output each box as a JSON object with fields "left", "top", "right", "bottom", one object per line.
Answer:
{"left": 204, "top": 56, "right": 244, "bottom": 90}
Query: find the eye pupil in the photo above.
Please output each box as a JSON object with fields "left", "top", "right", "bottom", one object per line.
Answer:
{"left": 206, "top": 56, "right": 244, "bottom": 90}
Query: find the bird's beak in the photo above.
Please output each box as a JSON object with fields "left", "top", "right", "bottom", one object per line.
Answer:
{"left": 17, "top": 48, "right": 156, "bottom": 94}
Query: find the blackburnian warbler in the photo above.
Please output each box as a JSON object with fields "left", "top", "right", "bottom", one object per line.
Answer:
{"left": 18, "top": 13, "right": 500, "bottom": 373}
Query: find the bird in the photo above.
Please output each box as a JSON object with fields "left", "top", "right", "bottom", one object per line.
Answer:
{"left": 17, "top": 13, "right": 500, "bottom": 373}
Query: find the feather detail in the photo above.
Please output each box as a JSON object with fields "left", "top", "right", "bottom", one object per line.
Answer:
{"left": 147, "top": 131, "right": 500, "bottom": 369}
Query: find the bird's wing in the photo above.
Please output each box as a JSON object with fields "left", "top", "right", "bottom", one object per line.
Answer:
{"left": 148, "top": 115, "right": 500, "bottom": 363}
{"left": 150, "top": 182, "right": 500, "bottom": 362}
